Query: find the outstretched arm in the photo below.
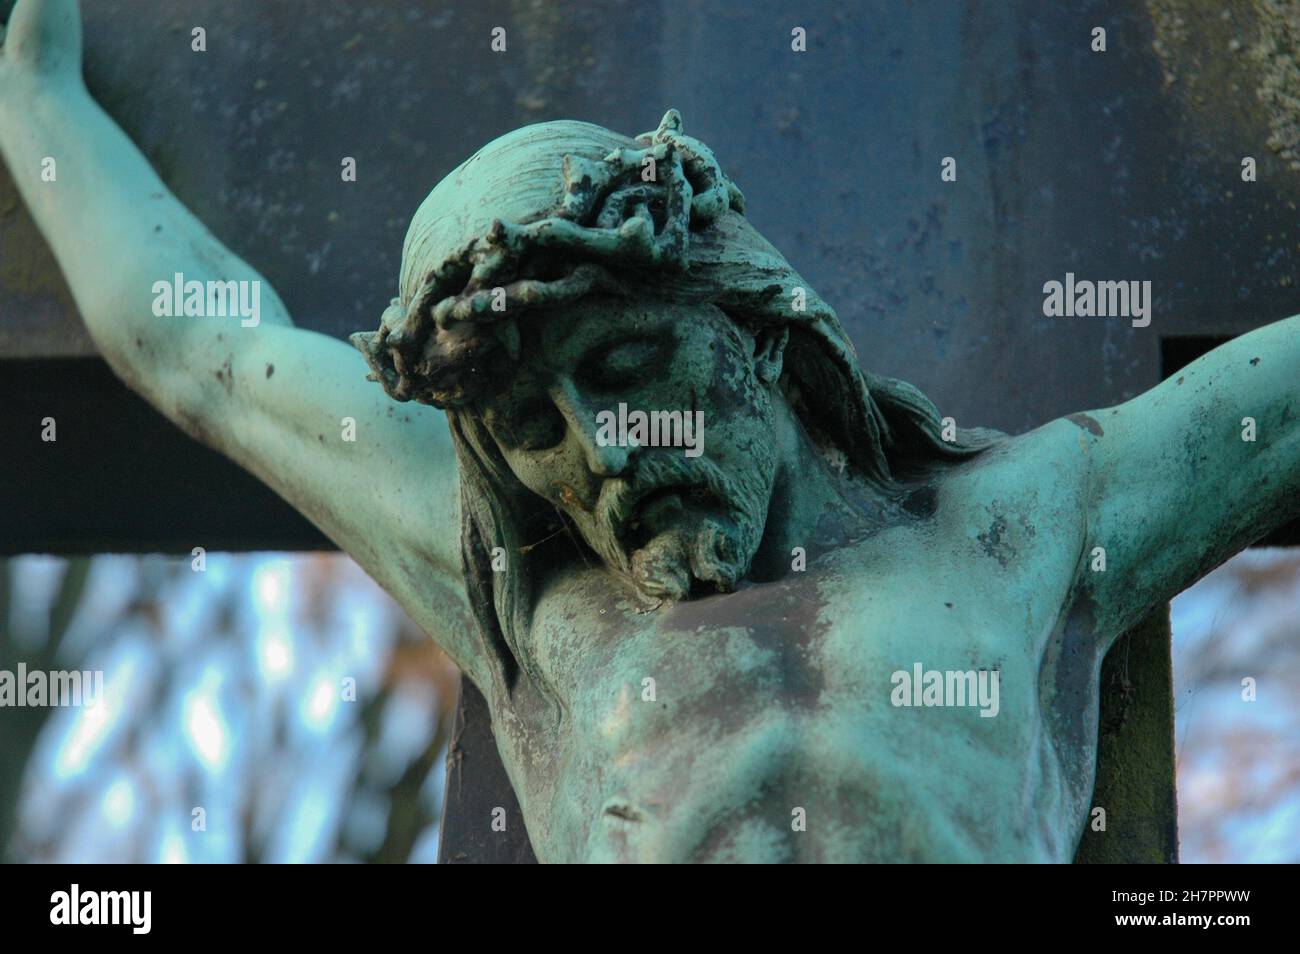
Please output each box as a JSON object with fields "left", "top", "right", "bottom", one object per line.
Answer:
{"left": 1079, "top": 313, "right": 1300, "bottom": 639}
{"left": 0, "top": 1, "right": 479, "bottom": 674}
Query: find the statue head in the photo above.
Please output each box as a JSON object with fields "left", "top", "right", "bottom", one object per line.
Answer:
{"left": 352, "top": 111, "right": 998, "bottom": 698}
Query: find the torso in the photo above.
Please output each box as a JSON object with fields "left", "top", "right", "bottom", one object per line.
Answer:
{"left": 490, "top": 419, "right": 1110, "bottom": 862}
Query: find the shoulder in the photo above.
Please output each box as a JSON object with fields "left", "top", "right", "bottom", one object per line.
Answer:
{"left": 923, "top": 418, "right": 1096, "bottom": 597}
{"left": 937, "top": 416, "right": 1097, "bottom": 516}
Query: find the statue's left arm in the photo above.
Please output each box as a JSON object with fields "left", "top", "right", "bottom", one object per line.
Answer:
{"left": 1079, "top": 313, "right": 1300, "bottom": 639}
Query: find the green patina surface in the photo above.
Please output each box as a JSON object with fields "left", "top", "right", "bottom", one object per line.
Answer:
{"left": 4, "top": 0, "right": 1298, "bottom": 861}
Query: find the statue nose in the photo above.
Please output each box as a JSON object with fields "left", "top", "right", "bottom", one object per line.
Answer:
{"left": 586, "top": 440, "right": 631, "bottom": 478}
{"left": 551, "top": 382, "right": 633, "bottom": 478}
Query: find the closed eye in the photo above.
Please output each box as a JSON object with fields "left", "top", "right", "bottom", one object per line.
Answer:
{"left": 486, "top": 400, "right": 566, "bottom": 452}
{"left": 578, "top": 337, "right": 673, "bottom": 392}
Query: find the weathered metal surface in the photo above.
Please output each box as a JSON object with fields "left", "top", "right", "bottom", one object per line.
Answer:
{"left": 1074, "top": 607, "right": 1179, "bottom": 863}
{"left": 5, "top": 0, "right": 1297, "bottom": 862}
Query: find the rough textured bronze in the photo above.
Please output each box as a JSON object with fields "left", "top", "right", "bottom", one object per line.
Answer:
{"left": 5, "top": 0, "right": 1294, "bottom": 868}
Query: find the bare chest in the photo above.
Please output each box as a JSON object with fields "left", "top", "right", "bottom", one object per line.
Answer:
{"left": 512, "top": 494, "right": 1095, "bottom": 861}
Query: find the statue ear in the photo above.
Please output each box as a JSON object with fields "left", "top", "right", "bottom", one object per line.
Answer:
{"left": 753, "top": 326, "right": 789, "bottom": 386}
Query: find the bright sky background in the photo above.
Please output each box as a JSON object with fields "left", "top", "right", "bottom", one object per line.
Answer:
{"left": 7, "top": 552, "right": 448, "bottom": 863}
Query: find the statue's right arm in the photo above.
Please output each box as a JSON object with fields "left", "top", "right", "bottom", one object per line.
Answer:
{"left": 0, "top": 1, "right": 481, "bottom": 674}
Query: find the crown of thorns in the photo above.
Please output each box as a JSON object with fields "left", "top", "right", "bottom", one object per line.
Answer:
{"left": 350, "top": 110, "right": 746, "bottom": 409}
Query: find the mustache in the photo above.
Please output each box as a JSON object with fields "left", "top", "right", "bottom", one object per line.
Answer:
{"left": 595, "top": 451, "right": 736, "bottom": 542}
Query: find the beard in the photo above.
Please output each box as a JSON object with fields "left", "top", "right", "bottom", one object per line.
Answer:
{"left": 580, "top": 447, "right": 775, "bottom": 602}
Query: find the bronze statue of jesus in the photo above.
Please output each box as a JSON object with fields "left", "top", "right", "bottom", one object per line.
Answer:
{"left": 3, "top": 0, "right": 1296, "bottom": 861}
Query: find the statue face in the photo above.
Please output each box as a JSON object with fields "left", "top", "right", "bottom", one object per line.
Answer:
{"left": 477, "top": 294, "right": 781, "bottom": 600}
